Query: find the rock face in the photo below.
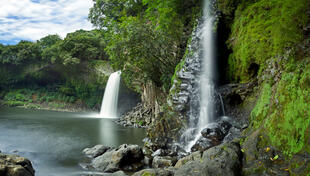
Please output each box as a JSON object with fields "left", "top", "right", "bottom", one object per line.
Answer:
{"left": 90, "top": 144, "right": 144, "bottom": 172}
{"left": 217, "top": 82, "right": 256, "bottom": 128}
{"left": 116, "top": 103, "right": 153, "bottom": 128}
{"left": 0, "top": 153, "right": 35, "bottom": 176}
{"left": 174, "top": 142, "right": 242, "bottom": 176}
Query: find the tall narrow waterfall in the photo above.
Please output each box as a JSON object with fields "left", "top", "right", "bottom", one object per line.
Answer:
{"left": 198, "top": 0, "right": 215, "bottom": 130}
{"left": 100, "top": 71, "right": 121, "bottom": 118}
{"left": 183, "top": 0, "right": 216, "bottom": 151}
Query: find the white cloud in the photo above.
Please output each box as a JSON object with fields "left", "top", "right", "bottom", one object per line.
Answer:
{"left": 0, "top": 0, "right": 94, "bottom": 44}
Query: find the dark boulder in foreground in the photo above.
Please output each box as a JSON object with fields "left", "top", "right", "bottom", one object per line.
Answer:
{"left": 175, "top": 142, "right": 242, "bottom": 176}
{"left": 82, "top": 141, "right": 242, "bottom": 176}
{"left": 0, "top": 153, "right": 35, "bottom": 176}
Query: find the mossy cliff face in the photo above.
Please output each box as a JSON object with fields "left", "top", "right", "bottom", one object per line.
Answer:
{"left": 0, "top": 60, "right": 112, "bottom": 111}
{"left": 225, "top": 0, "right": 310, "bottom": 175}
{"left": 148, "top": 0, "right": 310, "bottom": 174}
{"left": 228, "top": 0, "right": 309, "bottom": 82}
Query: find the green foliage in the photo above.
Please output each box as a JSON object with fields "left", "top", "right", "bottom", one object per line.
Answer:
{"left": 0, "top": 41, "right": 41, "bottom": 65}
{"left": 228, "top": 0, "right": 309, "bottom": 81}
{"left": 250, "top": 83, "right": 272, "bottom": 129}
{"left": 37, "top": 34, "right": 62, "bottom": 50}
{"left": 264, "top": 64, "right": 310, "bottom": 156}
{"left": 89, "top": 0, "right": 145, "bottom": 28}
{"left": 60, "top": 30, "right": 105, "bottom": 61}
{"left": 105, "top": 16, "right": 179, "bottom": 87}
{"left": 249, "top": 60, "right": 310, "bottom": 157}
{"left": 89, "top": 0, "right": 201, "bottom": 92}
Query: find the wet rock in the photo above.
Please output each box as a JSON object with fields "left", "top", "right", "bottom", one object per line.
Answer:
{"left": 201, "top": 123, "right": 225, "bottom": 142}
{"left": 83, "top": 145, "right": 111, "bottom": 158}
{"left": 102, "top": 171, "right": 128, "bottom": 176}
{"left": 143, "top": 156, "right": 152, "bottom": 166}
{"left": 223, "top": 127, "right": 241, "bottom": 143}
{"left": 174, "top": 151, "right": 202, "bottom": 168}
{"left": 116, "top": 103, "right": 153, "bottom": 128}
{"left": 132, "top": 168, "right": 174, "bottom": 176}
{"left": 174, "top": 142, "right": 242, "bottom": 176}
{"left": 169, "top": 144, "right": 187, "bottom": 159}
{"left": 218, "top": 82, "right": 257, "bottom": 127}
{"left": 218, "top": 120, "right": 232, "bottom": 135}
{"left": 142, "top": 146, "right": 153, "bottom": 157}
{"left": 152, "top": 156, "right": 177, "bottom": 168}
{"left": 0, "top": 153, "right": 35, "bottom": 176}
{"left": 191, "top": 137, "right": 214, "bottom": 152}
{"left": 91, "top": 144, "right": 144, "bottom": 172}
{"left": 151, "top": 149, "right": 167, "bottom": 157}
{"left": 81, "top": 171, "right": 128, "bottom": 176}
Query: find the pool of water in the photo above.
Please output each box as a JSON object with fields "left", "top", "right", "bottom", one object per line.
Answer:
{"left": 0, "top": 107, "right": 145, "bottom": 176}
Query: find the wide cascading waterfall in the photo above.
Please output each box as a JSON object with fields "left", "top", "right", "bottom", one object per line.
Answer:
{"left": 183, "top": 0, "right": 216, "bottom": 151}
{"left": 100, "top": 71, "right": 121, "bottom": 118}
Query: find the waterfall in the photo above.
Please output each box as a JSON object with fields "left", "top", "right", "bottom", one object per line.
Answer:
{"left": 182, "top": 0, "right": 216, "bottom": 151}
{"left": 100, "top": 71, "right": 121, "bottom": 118}
{"left": 217, "top": 92, "right": 225, "bottom": 116}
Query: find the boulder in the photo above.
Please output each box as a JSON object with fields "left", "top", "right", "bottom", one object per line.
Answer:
{"left": 223, "top": 127, "right": 241, "bottom": 143}
{"left": 174, "top": 142, "right": 242, "bottom": 176}
{"left": 81, "top": 171, "right": 128, "bottom": 176}
{"left": 151, "top": 149, "right": 167, "bottom": 157}
{"left": 191, "top": 137, "right": 214, "bottom": 152}
{"left": 0, "top": 153, "right": 35, "bottom": 176}
{"left": 152, "top": 156, "right": 177, "bottom": 168}
{"left": 91, "top": 144, "right": 144, "bottom": 172}
{"left": 218, "top": 120, "right": 233, "bottom": 135}
{"left": 174, "top": 151, "right": 202, "bottom": 168}
{"left": 102, "top": 171, "right": 128, "bottom": 176}
{"left": 201, "top": 123, "right": 225, "bottom": 142}
{"left": 132, "top": 168, "right": 174, "bottom": 176}
{"left": 191, "top": 120, "right": 233, "bottom": 152}
{"left": 83, "top": 145, "right": 111, "bottom": 158}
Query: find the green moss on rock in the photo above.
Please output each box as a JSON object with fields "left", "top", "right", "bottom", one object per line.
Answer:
{"left": 250, "top": 83, "right": 272, "bottom": 129}
{"left": 228, "top": 0, "right": 309, "bottom": 82}
{"left": 264, "top": 65, "right": 310, "bottom": 156}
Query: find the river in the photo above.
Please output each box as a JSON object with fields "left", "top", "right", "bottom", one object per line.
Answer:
{"left": 0, "top": 107, "right": 145, "bottom": 176}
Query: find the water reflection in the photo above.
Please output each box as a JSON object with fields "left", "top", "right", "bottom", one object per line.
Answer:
{"left": 99, "top": 119, "right": 118, "bottom": 146}
{"left": 0, "top": 108, "right": 145, "bottom": 175}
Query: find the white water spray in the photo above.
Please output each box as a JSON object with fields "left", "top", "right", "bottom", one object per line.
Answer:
{"left": 184, "top": 0, "right": 216, "bottom": 151}
{"left": 100, "top": 71, "right": 121, "bottom": 118}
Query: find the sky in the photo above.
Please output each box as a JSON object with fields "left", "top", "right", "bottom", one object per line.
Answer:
{"left": 0, "top": 0, "right": 94, "bottom": 45}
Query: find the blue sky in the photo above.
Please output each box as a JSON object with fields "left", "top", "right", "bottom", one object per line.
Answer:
{"left": 0, "top": 0, "right": 94, "bottom": 45}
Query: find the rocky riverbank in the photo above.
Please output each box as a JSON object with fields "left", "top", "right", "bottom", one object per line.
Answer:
{"left": 0, "top": 152, "right": 35, "bottom": 176}
{"left": 115, "top": 103, "right": 153, "bottom": 128}
{"left": 81, "top": 117, "right": 244, "bottom": 176}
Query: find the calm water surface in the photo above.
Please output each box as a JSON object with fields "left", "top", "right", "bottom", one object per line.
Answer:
{"left": 0, "top": 107, "right": 145, "bottom": 176}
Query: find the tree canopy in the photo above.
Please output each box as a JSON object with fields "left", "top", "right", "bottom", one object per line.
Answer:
{"left": 89, "top": 0, "right": 202, "bottom": 91}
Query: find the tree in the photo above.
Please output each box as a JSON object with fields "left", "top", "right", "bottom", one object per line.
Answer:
{"left": 59, "top": 30, "right": 103, "bottom": 61}
{"left": 37, "top": 34, "right": 62, "bottom": 50}
{"left": 0, "top": 41, "right": 40, "bottom": 65}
